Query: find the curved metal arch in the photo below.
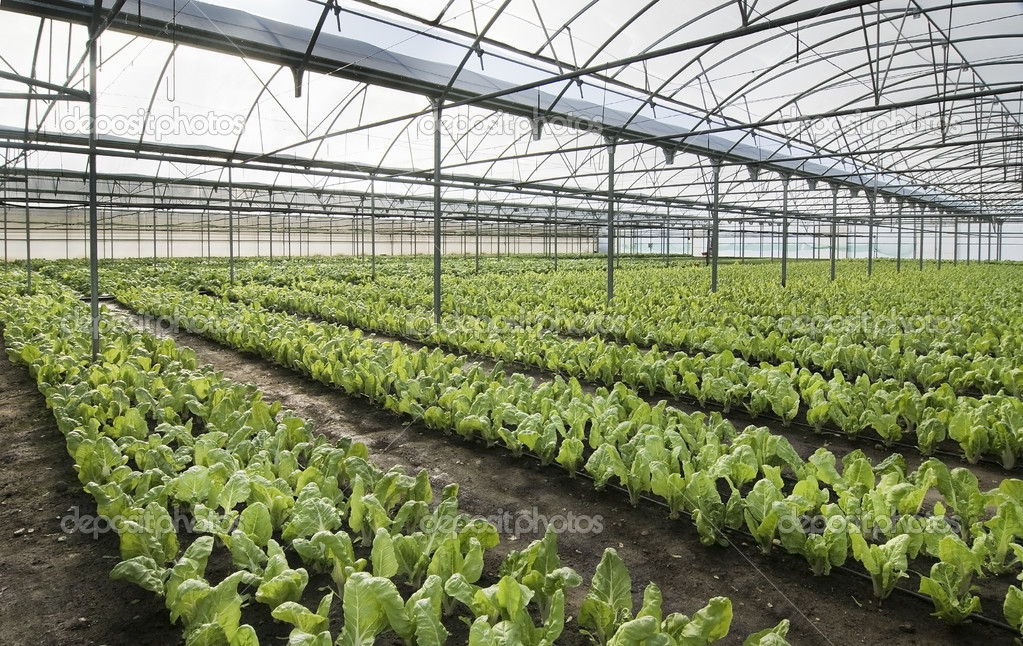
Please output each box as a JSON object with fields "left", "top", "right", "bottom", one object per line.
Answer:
{"left": 310, "top": 81, "right": 372, "bottom": 161}
{"left": 911, "top": 0, "right": 1023, "bottom": 126}
{"left": 516, "top": 129, "right": 599, "bottom": 195}
{"left": 603, "top": 0, "right": 805, "bottom": 84}
{"left": 688, "top": 3, "right": 1023, "bottom": 160}
{"left": 227, "top": 63, "right": 306, "bottom": 160}
{"left": 716, "top": 33, "right": 1023, "bottom": 146}
{"left": 438, "top": 0, "right": 511, "bottom": 102}
{"left": 586, "top": 8, "right": 887, "bottom": 173}
{"left": 136, "top": 43, "right": 178, "bottom": 150}
{"left": 768, "top": 60, "right": 1023, "bottom": 153}
{"left": 780, "top": 80, "right": 1020, "bottom": 187}
{"left": 372, "top": 110, "right": 426, "bottom": 179}
{"left": 531, "top": 0, "right": 669, "bottom": 123}
{"left": 598, "top": 1, "right": 1012, "bottom": 177}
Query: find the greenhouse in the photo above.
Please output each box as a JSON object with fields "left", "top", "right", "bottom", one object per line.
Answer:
{"left": 1, "top": 1, "right": 1022, "bottom": 644}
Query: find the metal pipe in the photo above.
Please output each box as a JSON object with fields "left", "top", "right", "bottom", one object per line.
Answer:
{"left": 553, "top": 193, "right": 559, "bottom": 271}
{"left": 924, "top": 206, "right": 932, "bottom": 270}
{"left": 2, "top": 162, "right": 7, "bottom": 264}
{"left": 977, "top": 217, "right": 983, "bottom": 262}
{"left": 937, "top": 212, "right": 943, "bottom": 270}
{"left": 663, "top": 212, "right": 669, "bottom": 267}
{"left": 474, "top": 186, "right": 480, "bottom": 273}
{"left": 987, "top": 220, "right": 993, "bottom": 262}
{"left": 953, "top": 216, "right": 959, "bottom": 265}
{"left": 607, "top": 140, "right": 616, "bottom": 303}
{"left": 711, "top": 161, "right": 721, "bottom": 292}
{"left": 371, "top": 178, "right": 377, "bottom": 280}
{"left": 895, "top": 201, "right": 903, "bottom": 273}
{"left": 781, "top": 175, "right": 790, "bottom": 287}
{"left": 432, "top": 99, "right": 443, "bottom": 324}
{"left": 228, "top": 166, "right": 235, "bottom": 285}
{"left": 997, "top": 221, "right": 1004, "bottom": 261}
{"left": 966, "top": 218, "right": 971, "bottom": 265}
{"left": 87, "top": 2, "right": 102, "bottom": 360}
{"left": 867, "top": 192, "right": 875, "bottom": 277}
{"left": 829, "top": 187, "right": 838, "bottom": 281}
{"left": 23, "top": 147, "right": 33, "bottom": 292}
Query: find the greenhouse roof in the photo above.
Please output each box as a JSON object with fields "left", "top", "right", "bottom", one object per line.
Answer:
{"left": 1, "top": 0, "right": 1022, "bottom": 225}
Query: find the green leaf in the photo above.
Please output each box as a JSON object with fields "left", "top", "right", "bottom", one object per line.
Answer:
{"left": 218, "top": 471, "right": 251, "bottom": 512}
{"left": 110, "top": 555, "right": 168, "bottom": 596}
{"left": 742, "top": 619, "right": 791, "bottom": 646}
{"left": 918, "top": 562, "right": 981, "bottom": 625}
{"left": 224, "top": 530, "right": 268, "bottom": 575}
{"left": 270, "top": 593, "right": 333, "bottom": 635}
{"left": 411, "top": 597, "right": 450, "bottom": 646}
{"left": 678, "top": 596, "right": 732, "bottom": 645}
{"left": 337, "top": 572, "right": 412, "bottom": 645}
{"left": 1004, "top": 585, "right": 1023, "bottom": 635}
{"left": 239, "top": 502, "right": 273, "bottom": 547}
{"left": 371, "top": 528, "right": 399, "bottom": 579}
{"left": 255, "top": 564, "right": 309, "bottom": 610}
{"left": 282, "top": 494, "right": 342, "bottom": 543}
{"left": 579, "top": 548, "right": 632, "bottom": 644}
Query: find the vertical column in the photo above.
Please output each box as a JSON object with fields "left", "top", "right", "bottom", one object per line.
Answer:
{"left": 987, "top": 220, "right": 993, "bottom": 262}
{"left": 781, "top": 174, "right": 790, "bottom": 287}
{"left": 829, "top": 186, "right": 838, "bottom": 281}
{"left": 228, "top": 167, "right": 235, "bottom": 286}
{"left": 966, "top": 218, "right": 971, "bottom": 265}
{"left": 867, "top": 190, "right": 875, "bottom": 277}
{"left": 997, "top": 221, "right": 1004, "bottom": 262}
{"left": 919, "top": 206, "right": 925, "bottom": 271}
{"left": 152, "top": 208, "right": 157, "bottom": 269}
{"left": 895, "top": 200, "right": 903, "bottom": 273}
{"left": 663, "top": 211, "right": 670, "bottom": 267}
{"left": 432, "top": 99, "right": 443, "bottom": 324}
{"left": 953, "top": 215, "right": 958, "bottom": 265}
{"left": 87, "top": 3, "right": 102, "bottom": 360}
{"left": 474, "top": 187, "right": 480, "bottom": 273}
{"left": 711, "top": 160, "right": 721, "bottom": 292}
{"left": 937, "top": 211, "right": 943, "bottom": 270}
{"left": 371, "top": 179, "right": 377, "bottom": 280}
{"left": 2, "top": 163, "right": 7, "bottom": 263}
{"left": 740, "top": 216, "right": 746, "bottom": 262}
{"left": 553, "top": 193, "right": 559, "bottom": 271}
{"left": 980, "top": 220, "right": 986, "bottom": 262}
{"left": 605, "top": 140, "right": 613, "bottom": 303}
{"left": 24, "top": 136, "right": 33, "bottom": 291}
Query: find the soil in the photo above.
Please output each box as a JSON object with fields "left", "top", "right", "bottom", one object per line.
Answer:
{"left": 0, "top": 335, "right": 182, "bottom": 646}
{"left": 1, "top": 311, "right": 1019, "bottom": 646}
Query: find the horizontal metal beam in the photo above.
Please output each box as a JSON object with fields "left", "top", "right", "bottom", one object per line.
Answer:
{"left": 0, "top": 70, "right": 91, "bottom": 100}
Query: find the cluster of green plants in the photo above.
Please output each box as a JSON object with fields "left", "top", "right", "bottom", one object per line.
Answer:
{"left": 184, "top": 257, "right": 1023, "bottom": 398}
{"left": 102, "top": 279, "right": 1023, "bottom": 633}
{"left": 60, "top": 258, "right": 1023, "bottom": 469}
{"left": 0, "top": 274, "right": 788, "bottom": 646}
{"left": 217, "top": 279, "right": 1023, "bottom": 469}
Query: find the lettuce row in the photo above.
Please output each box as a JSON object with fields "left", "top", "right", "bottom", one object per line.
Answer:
{"left": 222, "top": 279, "right": 1023, "bottom": 469}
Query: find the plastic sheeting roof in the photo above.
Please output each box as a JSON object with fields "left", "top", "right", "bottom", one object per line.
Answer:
{"left": 1, "top": 0, "right": 1022, "bottom": 226}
